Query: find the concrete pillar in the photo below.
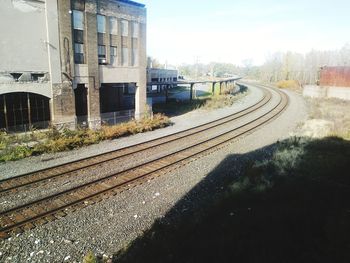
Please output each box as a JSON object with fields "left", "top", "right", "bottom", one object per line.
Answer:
{"left": 190, "top": 83, "right": 194, "bottom": 101}
{"left": 135, "top": 21, "right": 147, "bottom": 119}
{"left": 212, "top": 82, "right": 216, "bottom": 94}
{"left": 220, "top": 82, "right": 223, "bottom": 95}
{"left": 85, "top": 12, "right": 101, "bottom": 129}
{"left": 54, "top": 0, "right": 76, "bottom": 129}
{"left": 165, "top": 84, "right": 169, "bottom": 103}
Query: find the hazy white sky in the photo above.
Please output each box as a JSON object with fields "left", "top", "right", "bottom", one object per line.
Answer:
{"left": 137, "top": 0, "right": 350, "bottom": 66}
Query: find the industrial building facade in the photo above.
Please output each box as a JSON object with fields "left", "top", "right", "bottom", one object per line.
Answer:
{"left": 0, "top": 0, "right": 147, "bottom": 132}
{"left": 146, "top": 68, "right": 178, "bottom": 93}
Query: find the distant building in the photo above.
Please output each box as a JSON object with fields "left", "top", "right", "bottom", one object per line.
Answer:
{"left": 304, "top": 66, "right": 350, "bottom": 100}
{"left": 147, "top": 68, "right": 178, "bottom": 92}
{"left": 0, "top": 0, "right": 147, "bottom": 132}
{"left": 318, "top": 66, "right": 350, "bottom": 87}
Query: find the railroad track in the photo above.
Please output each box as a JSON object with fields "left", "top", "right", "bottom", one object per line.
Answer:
{"left": 0, "top": 84, "right": 288, "bottom": 239}
{"left": 0, "top": 86, "right": 270, "bottom": 195}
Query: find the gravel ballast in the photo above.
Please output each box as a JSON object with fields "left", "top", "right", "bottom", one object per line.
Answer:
{"left": 0, "top": 87, "right": 307, "bottom": 262}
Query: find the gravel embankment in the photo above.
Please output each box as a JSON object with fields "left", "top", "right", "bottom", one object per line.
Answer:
{"left": 0, "top": 87, "right": 307, "bottom": 262}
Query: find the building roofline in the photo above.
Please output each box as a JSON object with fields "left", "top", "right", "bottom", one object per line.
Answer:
{"left": 111, "top": 0, "right": 145, "bottom": 8}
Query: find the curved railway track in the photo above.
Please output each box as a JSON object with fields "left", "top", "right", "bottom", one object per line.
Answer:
{"left": 0, "top": 84, "right": 289, "bottom": 239}
{"left": 0, "top": 87, "right": 270, "bottom": 195}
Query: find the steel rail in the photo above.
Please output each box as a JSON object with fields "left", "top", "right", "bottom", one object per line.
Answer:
{"left": 0, "top": 87, "right": 271, "bottom": 194}
{"left": 0, "top": 84, "right": 289, "bottom": 239}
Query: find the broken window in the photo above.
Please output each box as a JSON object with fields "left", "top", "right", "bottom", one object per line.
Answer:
{"left": 121, "top": 20, "right": 128, "bottom": 37}
{"left": 109, "top": 17, "right": 118, "bottom": 35}
{"left": 97, "top": 15, "right": 106, "bottom": 33}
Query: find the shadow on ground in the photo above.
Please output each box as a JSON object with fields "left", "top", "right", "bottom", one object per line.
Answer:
{"left": 113, "top": 136, "right": 350, "bottom": 263}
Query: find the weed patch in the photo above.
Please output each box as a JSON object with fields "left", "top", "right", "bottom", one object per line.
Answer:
{"left": 0, "top": 114, "right": 171, "bottom": 162}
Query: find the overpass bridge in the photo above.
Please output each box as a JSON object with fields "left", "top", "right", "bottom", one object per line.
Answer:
{"left": 147, "top": 77, "right": 242, "bottom": 101}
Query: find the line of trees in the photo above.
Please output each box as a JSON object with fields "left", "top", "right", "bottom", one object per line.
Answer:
{"left": 176, "top": 44, "right": 350, "bottom": 85}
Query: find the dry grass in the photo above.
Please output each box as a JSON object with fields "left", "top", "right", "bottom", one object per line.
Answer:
{"left": 306, "top": 97, "right": 350, "bottom": 139}
{"left": 201, "top": 88, "right": 248, "bottom": 110}
{"left": 276, "top": 80, "right": 301, "bottom": 91}
{"left": 0, "top": 114, "right": 171, "bottom": 162}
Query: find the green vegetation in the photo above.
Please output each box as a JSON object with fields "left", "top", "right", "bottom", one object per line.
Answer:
{"left": 83, "top": 251, "right": 98, "bottom": 263}
{"left": 0, "top": 114, "right": 171, "bottom": 162}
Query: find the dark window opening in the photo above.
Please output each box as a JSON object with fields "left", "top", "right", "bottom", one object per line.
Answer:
{"left": 31, "top": 74, "right": 45, "bottom": 81}
{"left": 100, "top": 83, "right": 135, "bottom": 113}
{"left": 74, "top": 84, "right": 88, "bottom": 124}
{"left": 74, "top": 29, "right": 84, "bottom": 43}
{"left": 72, "top": 0, "right": 85, "bottom": 11}
{"left": 0, "top": 92, "right": 50, "bottom": 132}
{"left": 173, "top": 77, "right": 177, "bottom": 81}
{"left": 74, "top": 53, "right": 84, "bottom": 64}
{"left": 98, "top": 33, "right": 105, "bottom": 45}
{"left": 10, "top": 73, "right": 22, "bottom": 81}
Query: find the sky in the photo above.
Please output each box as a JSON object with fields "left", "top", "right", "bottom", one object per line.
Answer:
{"left": 136, "top": 0, "right": 350, "bottom": 66}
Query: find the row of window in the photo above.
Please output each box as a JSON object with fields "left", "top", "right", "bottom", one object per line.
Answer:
{"left": 73, "top": 10, "right": 139, "bottom": 38}
{"left": 72, "top": 10, "right": 139, "bottom": 65}
{"left": 97, "top": 46, "right": 138, "bottom": 66}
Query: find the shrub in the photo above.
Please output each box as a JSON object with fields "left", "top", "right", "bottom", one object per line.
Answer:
{"left": 0, "top": 145, "right": 32, "bottom": 162}
{"left": 83, "top": 251, "right": 97, "bottom": 263}
{"left": 276, "top": 80, "right": 300, "bottom": 89}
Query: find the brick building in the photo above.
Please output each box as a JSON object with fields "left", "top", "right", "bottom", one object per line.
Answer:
{"left": 319, "top": 66, "right": 350, "bottom": 87}
{"left": 0, "top": 0, "right": 147, "bottom": 132}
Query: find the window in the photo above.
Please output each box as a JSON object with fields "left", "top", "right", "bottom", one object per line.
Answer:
{"left": 31, "top": 73, "right": 45, "bottom": 81}
{"left": 72, "top": 0, "right": 85, "bottom": 11}
{"left": 109, "top": 17, "right": 118, "bottom": 35}
{"left": 110, "top": 46, "right": 117, "bottom": 66}
{"left": 132, "top": 22, "right": 139, "bottom": 38}
{"left": 122, "top": 47, "right": 128, "bottom": 66}
{"left": 73, "top": 10, "right": 84, "bottom": 30}
{"left": 73, "top": 10, "right": 84, "bottom": 64}
{"left": 98, "top": 45, "right": 106, "bottom": 64}
{"left": 10, "top": 73, "right": 22, "bottom": 81}
{"left": 132, "top": 48, "right": 138, "bottom": 66}
{"left": 97, "top": 15, "right": 106, "bottom": 33}
{"left": 74, "top": 43, "right": 84, "bottom": 64}
{"left": 74, "top": 29, "right": 84, "bottom": 43}
{"left": 121, "top": 20, "right": 128, "bottom": 37}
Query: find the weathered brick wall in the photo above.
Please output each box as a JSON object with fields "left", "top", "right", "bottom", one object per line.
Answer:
{"left": 319, "top": 67, "right": 350, "bottom": 87}
{"left": 53, "top": 1, "right": 76, "bottom": 127}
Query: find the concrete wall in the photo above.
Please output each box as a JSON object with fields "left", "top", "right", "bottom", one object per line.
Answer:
{"left": 303, "top": 85, "right": 350, "bottom": 100}
{"left": 147, "top": 68, "right": 178, "bottom": 82}
{"left": 0, "top": 0, "right": 49, "bottom": 72}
